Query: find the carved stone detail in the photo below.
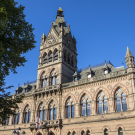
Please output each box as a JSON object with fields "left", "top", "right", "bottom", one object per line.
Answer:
{"left": 107, "top": 85, "right": 112, "bottom": 90}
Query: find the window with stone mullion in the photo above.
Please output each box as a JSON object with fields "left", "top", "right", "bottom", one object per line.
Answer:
{"left": 115, "top": 89, "right": 127, "bottom": 112}
{"left": 24, "top": 106, "right": 31, "bottom": 123}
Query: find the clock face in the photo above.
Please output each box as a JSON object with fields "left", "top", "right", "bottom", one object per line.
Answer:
{"left": 47, "top": 35, "right": 56, "bottom": 44}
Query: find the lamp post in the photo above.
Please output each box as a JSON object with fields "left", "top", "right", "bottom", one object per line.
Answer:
{"left": 12, "top": 127, "right": 26, "bottom": 135}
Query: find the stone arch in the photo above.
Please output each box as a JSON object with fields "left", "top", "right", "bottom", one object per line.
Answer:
{"left": 93, "top": 86, "right": 109, "bottom": 101}
{"left": 102, "top": 125, "right": 111, "bottom": 132}
{"left": 85, "top": 127, "right": 92, "bottom": 134}
{"left": 36, "top": 98, "right": 47, "bottom": 110}
{"left": 66, "top": 130, "right": 72, "bottom": 135}
{"left": 20, "top": 101, "right": 33, "bottom": 112}
{"left": 115, "top": 124, "right": 125, "bottom": 131}
{"left": 49, "top": 67, "right": 59, "bottom": 76}
{"left": 49, "top": 130, "right": 55, "bottom": 135}
{"left": 37, "top": 69, "right": 48, "bottom": 80}
{"left": 35, "top": 130, "right": 44, "bottom": 135}
{"left": 63, "top": 93, "right": 77, "bottom": 105}
{"left": 72, "top": 130, "right": 77, "bottom": 135}
{"left": 111, "top": 83, "right": 129, "bottom": 97}
{"left": 47, "top": 96, "right": 59, "bottom": 107}
{"left": 77, "top": 90, "right": 92, "bottom": 103}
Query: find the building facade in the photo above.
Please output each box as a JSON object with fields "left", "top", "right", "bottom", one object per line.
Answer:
{"left": 1, "top": 7, "right": 135, "bottom": 135}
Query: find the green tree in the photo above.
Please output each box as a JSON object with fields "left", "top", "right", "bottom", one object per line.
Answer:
{"left": 0, "top": 0, "right": 36, "bottom": 124}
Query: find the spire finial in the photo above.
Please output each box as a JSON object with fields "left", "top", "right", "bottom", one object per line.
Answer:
{"left": 125, "top": 46, "right": 133, "bottom": 58}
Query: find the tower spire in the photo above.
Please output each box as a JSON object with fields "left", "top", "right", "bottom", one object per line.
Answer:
{"left": 125, "top": 46, "right": 133, "bottom": 58}
{"left": 56, "top": 6, "right": 64, "bottom": 18}
{"left": 125, "top": 46, "right": 134, "bottom": 69}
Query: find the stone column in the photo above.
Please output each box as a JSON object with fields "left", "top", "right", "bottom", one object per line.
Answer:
{"left": 75, "top": 103, "right": 80, "bottom": 117}
{"left": 19, "top": 112, "right": 23, "bottom": 124}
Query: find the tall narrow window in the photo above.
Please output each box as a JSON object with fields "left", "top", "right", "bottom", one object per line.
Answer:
{"left": 38, "top": 103, "right": 46, "bottom": 121}
{"left": 50, "top": 70, "right": 58, "bottom": 86}
{"left": 54, "top": 49, "right": 58, "bottom": 60}
{"left": 115, "top": 89, "right": 127, "bottom": 112}
{"left": 122, "top": 93, "right": 127, "bottom": 111}
{"left": 66, "top": 98, "right": 74, "bottom": 118}
{"left": 71, "top": 102, "right": 75, "bottom": 118}
{"left": 87, "top": 130, "right": 90, "bottom": 135}
{"left": 39, "top": 108, "right": 42, "bottom": 120}
{"left": 13, "top": 110, "right": 20, "bottom": 124}
{"left": 104, "top": 129, "right": 108, "bottom": 135}
{"left": 73, "top": 131, "right": 76, "bottom": 135}
{"left": 118, "top": 127, "right": 123, "bottom": 135}
{"left": 81, "top": 131, "right": 85, "bottom": 135}
{"left": 68, "top": 53, "right": 70, "bottom": 65}
{"left": 103, "top": 96, "right": 108, "bottom": 113}
{"left": 53, "top": 105, "right": 57, "bottom": 120}
{"left": 49, "top": 101, "right": 57, "bottom": 120}
{"left": 81, "top": 95, "right": 91, "bottom": 117}
{"left": 68, "top": 132, "right": 71, "bottom": 135}
{"left": 6, "top": 116, "right": 10, "bottom": 125}
{"left": 43, "top": 53, "right": 47, "bottom": 64}
{"left": 86, "top": 99, "right": 91, "bottom": 116}
{"left": 64, "top": 50, "right": 67, "bottom": 62}
{"left": 97, "top": 91, "right": 108, "bottom": 114}
{"left": 71, "top": 56, "right": 74, "bottom": 67}
{"left": 67, "top": 103, "right": 70, "bottom": 118}
{"left": 49, "top": 51, "right": 52, "bottom": 62}
{"left": 24, "top": 105, "right": 31, "bottom": 123}
{"left": 82, "top": 100, "right": 86, "bottom": 116}
{"left": 41, "top": 73, "right": 48, "bottom": 88}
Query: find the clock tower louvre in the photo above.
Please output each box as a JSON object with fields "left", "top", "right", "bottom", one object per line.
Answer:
{"left": 37, "top": 7, "right": 77, "bottom": 89}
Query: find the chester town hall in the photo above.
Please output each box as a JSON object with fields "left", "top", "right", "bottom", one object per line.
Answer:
{"left": 1, "top": 7, "right": 135, "bottom": 135}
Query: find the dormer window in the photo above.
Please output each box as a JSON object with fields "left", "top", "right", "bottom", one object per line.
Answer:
{"left": 104, "top": 70, "right": 108, "bottom": 74}
{"left": 74, "top": 77, "right": 77, "bottom": 81}
{"left": 87, "top": 74, "right": 91, "bottom": 78}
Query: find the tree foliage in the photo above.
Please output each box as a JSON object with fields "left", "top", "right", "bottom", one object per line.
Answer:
{"left": 0, "top": 0, "right": 36, "bottom": 124}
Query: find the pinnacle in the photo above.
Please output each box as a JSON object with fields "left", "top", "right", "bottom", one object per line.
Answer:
{"left": 125, "top": 46, "right": 133, "bottom": 58}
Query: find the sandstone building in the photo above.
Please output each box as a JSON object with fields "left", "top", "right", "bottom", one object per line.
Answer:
{"left": 1, "top": 7, "right": 135, "bottom": 135}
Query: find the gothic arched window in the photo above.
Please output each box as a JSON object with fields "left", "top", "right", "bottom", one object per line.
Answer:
{"left": 86, "top": 130, "right": 90, "bottom": 135}
{"left": 50, "top": 70, "right": 58, "bottom": 86}
{"left": 66, "top": 98, "right": 75, "bottom": 118}
{"left": 54, "top": 49, "right": 58, "bottom": 60}
{"left": 41, "top": 73, "right": 48, "bottom": 88}
{"left": 104, "top": 129, "right": 108, "bottom": 135}
{"left": 72, "top": 131, "right": 76, "bottom": 135}
{"left": 43, "top": 53, "right": 47, "bottom": 64}
{"left": 14, "top": 110, "right": 20, "bottom": 124}
{"left": 118, "top": 127, "right": 123, "bottom": 135}
{"left": 48, "top": 51, "right": 52, "bottom": 62}
{"left": 49, "top": 101, "right": 57, "bottom": 120}
{"left": 38, "top": 103, "right": 46, "bottom": 121}
{"left": 68, "top": 132, "right": 71, "bottom": 135}
{"left": 81, "top": 131, "right": 85, "bottom": 135}
{"left": 80, "top": 94, "right": 91, "bottom": 116}
{"left": 115, "top": 89, "right": 127, "bottom": 112}
{"left": 97, "top": 91, "right": 108, "bottom": 114}
{"left": 24, "top": 105, "right": 31, "bottom": 123}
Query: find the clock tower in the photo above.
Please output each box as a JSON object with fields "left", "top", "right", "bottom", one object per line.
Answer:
{"left": 37, "top": 7, "right": 77, "bottom": 89}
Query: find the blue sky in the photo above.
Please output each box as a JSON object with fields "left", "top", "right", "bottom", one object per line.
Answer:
{"left": 5, "top": 0, "right": 135, "bottom": 94}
